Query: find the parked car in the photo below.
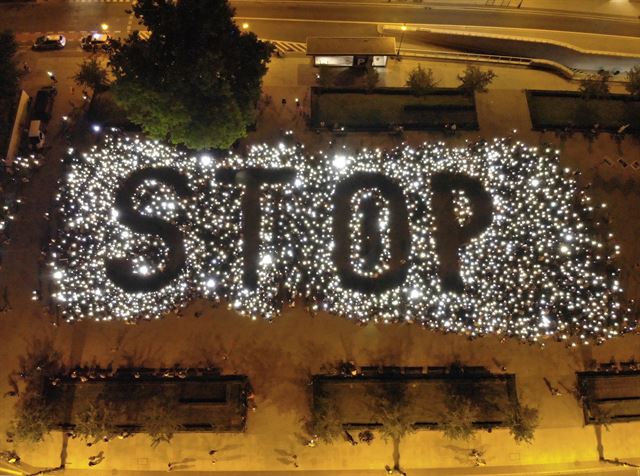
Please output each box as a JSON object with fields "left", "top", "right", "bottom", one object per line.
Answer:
{"left": 32, "top": 86, "right": 57, "bottom": 122}
{"left": 81, "top": 32, "right": 112, "bottom": 52}
{"left": 32, "top": 34, "right": 66, "bottom": 51}
{"left": 28, "top": 120, "right": 46, "bottom": 151}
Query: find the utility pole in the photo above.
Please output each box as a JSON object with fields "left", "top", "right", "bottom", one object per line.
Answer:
{"left": 397, "top": 24, "right": 407, "bottom": 58}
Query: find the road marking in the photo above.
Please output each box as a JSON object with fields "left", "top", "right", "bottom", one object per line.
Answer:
{"left": 266, "top": 39, "right": 307, "bottom": 53}
{"left": 126, "top": 9, "right": 134, "bottom": 34}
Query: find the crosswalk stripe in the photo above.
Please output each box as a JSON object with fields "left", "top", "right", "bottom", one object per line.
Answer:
{"left": 265, "top": 39, "right": 306, "bottom": 54}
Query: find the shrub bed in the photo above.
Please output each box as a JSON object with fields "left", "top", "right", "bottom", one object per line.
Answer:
{"left": 311, "top": 87, "right": 478, "bottom": 131}
{"left": 527, "top": 90, "right": 640, "bottom": 132}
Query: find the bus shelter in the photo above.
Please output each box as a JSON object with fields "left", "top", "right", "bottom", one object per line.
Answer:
{"left": 306, "top": 37, "right": 396, "bottom": 67}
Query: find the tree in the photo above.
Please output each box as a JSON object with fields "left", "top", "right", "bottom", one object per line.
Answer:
{"left": 441, "top": 394, "right": 477, "bottom": 441}
{"left": 316, "top": 65, "right": 336, "bottom": 88}
{"left": 74, "top": 401, "right": 120, "bottom": 443}
{"left": 141, "top": 395, "right": 181, "bottom": 447}
{"left": 579, "top": 70, "right": 611, "bottom": 100}
{"left": 0, "top": 31, "right": 19, "bottom": 99}
{"left": 0, "top": 31, "right": 20, "bottom": 156}
{"left": 458, "top": 65, "right": 496, "bottom": 94}
{"left": 74, "top": 57, "right": 109, "bottom": 94}
{"left": 406, "top": 65, "right": 438, "bottom": 96}
{"left": 11, "top": 339, "right": 63, "bottom": 443}
{"left": 506, "top": 404, "right": 539, "bottom": 444}
{"left": 11, "top": 396, "right": 55, "bottom": 443}
{"left": 109, "top": 0, "right": 273, "bottom": 149}
{"left": 368, "top": 382, "right": 415, "bottom": 472}
{"left": 306, "top": 389, "right": 343, "bottom": 443}
{"left": 625, "top": 65, "right": 640, "bottom": 97}
{"left": 365, "top": 64, "right": 380, "bottom": 91}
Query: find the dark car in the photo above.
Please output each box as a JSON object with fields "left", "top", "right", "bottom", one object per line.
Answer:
{"left": 32, "top": 86, "right": 57, "bottom": 122}
{"left": 81, "top": 33, "right": 112, "bottom": 52}
{"left": 32, "top": 34, "right": 66, "bottom": 51}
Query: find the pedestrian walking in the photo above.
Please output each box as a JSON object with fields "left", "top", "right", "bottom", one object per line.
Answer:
{"left": 344, "top": 430, "right": 358, "bottom": 446}
{"left": 543, "top": 377, "right": 562, "bottom": 396}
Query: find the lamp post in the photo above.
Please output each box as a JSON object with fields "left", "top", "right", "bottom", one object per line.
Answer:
{"left": 242, "top": 22, "right": 250, "bottom": 30}
{"left": 100, "top": 23, "right": 109, "bottom": 32}
{"left": 397, "top": 24, "right": 407, "bottom": 58}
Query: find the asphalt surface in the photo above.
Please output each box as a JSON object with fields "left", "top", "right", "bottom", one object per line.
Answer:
{"left": 1, "top": 0, "right": 639, "bottom": 43}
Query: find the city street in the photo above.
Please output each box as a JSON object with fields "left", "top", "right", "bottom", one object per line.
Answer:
{"left": 2, "top": 0, "right": 640, "bottom": 46}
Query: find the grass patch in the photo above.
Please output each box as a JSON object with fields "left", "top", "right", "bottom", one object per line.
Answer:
{"left": 311, "top": 87, "right": 478, "bottom": 131}
{"left": 527, "top": 90, "right": 640, "bottom": 131}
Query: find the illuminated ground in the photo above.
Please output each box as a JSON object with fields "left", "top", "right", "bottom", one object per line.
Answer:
{"left": 1, "top": 55, "right": 640, "bottom": 474}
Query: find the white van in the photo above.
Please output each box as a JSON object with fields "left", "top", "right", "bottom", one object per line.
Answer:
{"left": 28, "top": 120, "right": 45, "bottom": 151}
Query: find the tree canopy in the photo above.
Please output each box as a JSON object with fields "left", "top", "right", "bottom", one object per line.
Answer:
{"left": 109, "top": 0, "right": 273, "bottom": 149}
{"left": 579, "top": 70, "right": 611, "bottom": 100}
{"left": 74, "top": 57, "right": 110, "bottom": 94}
{"left": 458, "top": 65, "right": 496, "bottom": 94}
{"left": 625, "top": 65, "right": 640, "bottom": 97}
{"left": 406, "top": 65, "right": 438, "bottom": 96}
{"left": 0, "top": 31, "right": 20, "bottom": 157}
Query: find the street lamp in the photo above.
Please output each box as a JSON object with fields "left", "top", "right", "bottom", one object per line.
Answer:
{"left": 100, "top": 23, "right": 109, "bottom": 32}
{"left": 242, "top": 22, "right": 249, "bottom": 30}
{"left": 397, "top": 24, "right": 407, "bottom": 58}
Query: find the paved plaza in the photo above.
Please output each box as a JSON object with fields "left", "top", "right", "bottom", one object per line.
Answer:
{"left": 1, "top": 46, "right": 640, "bottom": 475}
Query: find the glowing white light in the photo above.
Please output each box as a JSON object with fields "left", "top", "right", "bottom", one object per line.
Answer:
{"left": 48, "top": 136, "right": 628, "bottom": 343}
{"left": 333, "top": 155, "right": 347, "bottom": 169}
{"left": 200, "top": 155, "right": 212, "bottom": 167}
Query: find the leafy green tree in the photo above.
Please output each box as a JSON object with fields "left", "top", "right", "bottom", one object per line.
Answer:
{"left": 579, "top": 70, "right": 611, "bottom": 100}
{"left": 406, "top": 65, "right": 438, "bottom": 96}
{"left": 75, "top": 401, "right": 120, "bottom": 443}
{"left": 625, "top": 65, "right": 640, "bottom": 97}
{"left": 458, "top": 65, "right": 496, "bottom": 94}
{"left": 141, "top": 395, "right": 181, "bottom": 447}
{"left": 109, "top": 0, "right": 273, "bottom": 149}
{"left": 506, "top": 404, "right": 539, "bottom": 444}
{"left": 74, "top": 58, "right": 109, "bottom": 95}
